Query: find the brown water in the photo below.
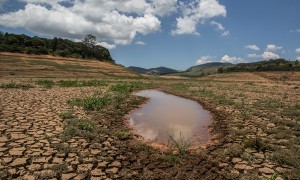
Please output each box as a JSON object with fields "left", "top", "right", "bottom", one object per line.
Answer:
{"left": 130, "top": 90, "right": 212, "bottom": 145}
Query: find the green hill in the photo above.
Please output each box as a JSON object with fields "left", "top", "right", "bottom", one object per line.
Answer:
{"left": 219, "top": 59, "right": 300, "bottom": 73}
{"left": 170, "top": 62, "right": 233, "bottom": 77}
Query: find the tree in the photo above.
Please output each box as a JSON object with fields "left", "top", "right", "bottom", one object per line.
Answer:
{"left": 83, "top": 34, "right": 96, "bottom": 49}
{"left": 82, "top": 34, "right": 96, "bottom": 58}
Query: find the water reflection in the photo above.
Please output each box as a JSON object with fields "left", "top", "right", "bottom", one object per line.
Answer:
{"left": 130, "top": 90, "right": 212, "bottom": 145}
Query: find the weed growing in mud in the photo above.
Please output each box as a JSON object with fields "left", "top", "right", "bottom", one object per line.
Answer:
{"left": 163, "top": 153, "right": 178, "bottom": 162}
{"left": 58, "top": 112, "right": 74, "bottom": 119}
{"left": 61, "top": 119, "right": 101, "bottom": 141}
{"left": 168, "top": 132, "right": 192, "bottom": 155}
{"left": 78, "top": 121, "right": 93, "bottom": 131}
{"left": 0, "top": 82, "right": 34, "bottom": 90}
{"left": 36, "top": 79, "right": 54, "bottom": 88}
{"left": 244, "top": 137, "right": 270, "bottom": 152}
{"left": 67, "top": 96, "right": 111, "bottom": 111}
{"left": 115, "top": 131, "right": 131, "bottom": 140}
{"left": 224, "top": 144, "right": 244, "bottom": 157}
{"left": 51, "top": 163, "right": 67, "bottom": 175}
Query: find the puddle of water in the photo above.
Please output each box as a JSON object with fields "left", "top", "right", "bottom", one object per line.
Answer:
{"left": 129, "top": 90, "right": 212, "bottom": 146}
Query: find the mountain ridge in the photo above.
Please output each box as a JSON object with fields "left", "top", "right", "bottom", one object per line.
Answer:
{"left": 127, "top": 66, "right": 178, "bottom": 75}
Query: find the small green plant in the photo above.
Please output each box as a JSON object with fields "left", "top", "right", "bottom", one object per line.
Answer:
{"left": 241, "top": 109, "right": 250, "bottom": 120}
{"left": 0, "top": 82, "right": 33, "bottom": 90}
{"left": 224, "top": 143, "right": 244, "bottom": 157}
{"left": 51, "top": 163, "right": 67, "bottom": 174}
{"left": 78, "top": 121, "right": 93, "bottom": 131}
{"left": 244, "top": 137, "right": 269, "bottom": 152}
{"left": 115, "top": 131, "right": 131, "bottom": 140}
{"left": 67, "top": 96, "right": 111, "bottom": 110}
{"left": 168, "top": 132, "right": 192, "bottom": 155}
{"left": 268, "top": 173, "right": 279, "bottom": 180}
{"left": 163, "top": 153, "right": 178, "bottom": 162}
{"left": 110, "top": 83, "right": 132, "bottom": 93}
{"left": 36, "top": 79, "right": 54, "bottom": 88}
{"left": 58, "top": 112, "right": 74, "bottom": 119}
{"left": 61, "top": 119, "right": 97, "bottom": 141}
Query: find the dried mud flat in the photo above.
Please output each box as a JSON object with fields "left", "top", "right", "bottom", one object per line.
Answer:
{"left": 0, "top": 71, "right": 299, "bottom": 179}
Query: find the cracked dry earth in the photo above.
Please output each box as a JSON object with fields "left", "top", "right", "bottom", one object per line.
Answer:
{"left": 0, "top": 85, "right": 100, "bottom": 179}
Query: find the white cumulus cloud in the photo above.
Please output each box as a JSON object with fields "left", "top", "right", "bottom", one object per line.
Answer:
{"left": 297, "top": 57, "right": 300, "bottom": 61}
{"left": 98, "top": 42, "right": 116, "bottom": 50}
{"left": 0, "top": 0, "right": 164, "bottom": 46}
{"left": 195, "top": 56, "right": 215, "bottom": 65}
{"left": 262, "top": 51, "right": 280, "bottom": 60}
{"left": 265, "top": 44, "right": 282, "bottom": 52}
{"left": 295, "top": 48, "right": 300, "bottom": 53}
{"left": 172, "top": 0, "right": 226, "bottom": 35}
{"left": 221, "top": 55, "right": 245, "bottom": 64}
{"left": 245, "top": 45, "right": 260, "bottom": 51}
{"left": 135, "top": 41, "right": 146, "bottom": 45}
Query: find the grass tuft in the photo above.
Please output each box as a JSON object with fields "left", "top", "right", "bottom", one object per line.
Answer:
{"left": 36, "top": 79, "right": 54, "bottom": 88}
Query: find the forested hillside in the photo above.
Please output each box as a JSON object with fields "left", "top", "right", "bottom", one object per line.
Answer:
{"left": 0, "top": 32, "right": 114, "bottom": 62}
{"left": 218, "top": 59, "right": 300, "bottom": 73}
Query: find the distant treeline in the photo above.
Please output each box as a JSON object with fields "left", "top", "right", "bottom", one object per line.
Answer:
{"left": 0, "top": 32, "right": 114, "bottom": 62}
{"left": 218, "top": 59, "right": 300, "bottom": 73}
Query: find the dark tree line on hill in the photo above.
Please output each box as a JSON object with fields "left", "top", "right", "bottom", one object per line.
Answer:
{"left": 0, "top": 32, "right": 114, "bottom": 63}
{"left": 218, "top": 59, "right": 300, "bottom": 73}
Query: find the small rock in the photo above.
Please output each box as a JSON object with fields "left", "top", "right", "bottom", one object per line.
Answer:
{"left": 11, "top": 158, "right": 28, "bottom": 167}
{"left": 232, "top": 158, "right": 243, "bottom": 163}
{"left": 3, "top": 158, "right": 13, "bottom": 164}
{"left": 106, "top": 167, "right": 118, "bottom": 174}
{"left": 52, "top": 158, "right": 64, "bottom": 164}
{"left": 73, "top": 174, "right": 87, "bottom": 180}
{"left": 77, "top": 164, "right": 93, "bottom": 172}
{"left": 254, "top": 153, "right": 265, "bottom": 159}
{"left": 0, "top": 136, "right": 8, "bottom": 142}
{"left": 103, "top": 141, "right": 111, "bottom": 147}
{"left": 109, "top": 161, "right": 122, "bottom": 168}
{"left": 98, "top": 161, "right": 108, "bottom": 168}
{"left": 61, "top": 173, "right": 77, "bottom": 180}
{"left": 259, "top": 167, "right": 274, "bottom": 174}
{"left": 28, "top": 164, "right": 42, "bottom": 171}
{"left": 234, "top": 164, "right": 253, "bottom": 170}
{"left": 91, "top": 169, "right": 105, "bottom": 176}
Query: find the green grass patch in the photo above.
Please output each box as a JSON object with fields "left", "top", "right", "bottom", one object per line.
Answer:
{"left": 58, "top": 112, "right": 74, "bottom": 120}
{"left": 67, "top": 96, "right": 112, "bottom": 111}
{"left": 0, "top": 82, "right": 34, "bottom": 90}
{"left": 163, "top": 153, "right": 178, "bottom": 162}
{"left": 115, "top": 131, "right": 131, "bottom": 140}
{"left": 110, "top": 82, "right": 154, "bottom": 94}
{"left": 61, "top": 119, "right": 101, "bottom": 141}
{"left": 36, "top": 79, "right": 54, "bottom": 88}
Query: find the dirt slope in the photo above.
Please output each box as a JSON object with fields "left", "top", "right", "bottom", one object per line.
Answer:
{"left": 0, "top": 52, "right": 138, "bottom": 78}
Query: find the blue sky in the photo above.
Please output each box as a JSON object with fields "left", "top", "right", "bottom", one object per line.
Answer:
{"left": 0, "top": 0, "right": 300, "bottom": 70}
